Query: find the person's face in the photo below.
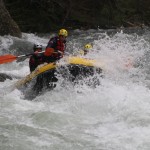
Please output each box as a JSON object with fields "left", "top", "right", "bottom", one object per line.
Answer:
{"left": 84, "top": 50, "right": 88, "bottom": 55}
{"left": 35, "top": 48, "right": 42, "bottom": 52}
{"left": 59, "top": 35, "right": 66, "bottom": 42}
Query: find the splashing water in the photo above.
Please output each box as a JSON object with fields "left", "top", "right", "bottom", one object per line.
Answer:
{"left": 1, "top": 28, "right": 150, "bottom": 150}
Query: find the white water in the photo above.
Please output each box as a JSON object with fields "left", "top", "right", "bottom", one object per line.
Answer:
{"left": 1, "top": 28, "right": 150, "bottom": 150}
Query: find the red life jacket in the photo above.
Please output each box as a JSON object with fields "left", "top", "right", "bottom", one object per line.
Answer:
{"left": 46, "top": 36, "right": 66, "bottom": 59}
{"left": 56, "top": 38, "right": 65, "bottom": 53}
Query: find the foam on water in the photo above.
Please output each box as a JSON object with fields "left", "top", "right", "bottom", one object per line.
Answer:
{"left": 1, "top": 29, "right": 150, "bottom": 150}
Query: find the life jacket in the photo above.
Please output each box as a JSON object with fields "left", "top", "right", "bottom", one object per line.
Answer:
{"left": 55, "top": 37, "right": 65, "bottom": 53}
{"left": 29, "top": 53, "right": 44, "bottom": 72}
{"left": 46, "top": 36, "right": 66, "bottom": 57}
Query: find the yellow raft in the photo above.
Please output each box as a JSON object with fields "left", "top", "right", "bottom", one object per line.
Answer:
{"left": 15, "top": 56, "right": 104, "bottom": 89}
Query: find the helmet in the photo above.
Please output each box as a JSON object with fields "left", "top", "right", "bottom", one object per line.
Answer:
{"left": 84, "top": 44, "right": 92, "bottom": 50}
{"left": 33, "top": 44, "right": 42, "bottom": 51}
{"left": 58, "top": 29, "right": 68, "bottom": 37}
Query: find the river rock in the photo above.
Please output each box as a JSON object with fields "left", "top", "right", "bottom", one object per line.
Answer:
{"left": 0, "top": 73, "right": 12, "bottom": 82}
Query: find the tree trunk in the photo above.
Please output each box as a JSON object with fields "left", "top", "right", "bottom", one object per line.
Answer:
{"left": 0, "top": 0, "right": 21, "bottom": 38}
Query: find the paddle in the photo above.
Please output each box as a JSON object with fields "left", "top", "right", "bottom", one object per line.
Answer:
{"left": 0, "top": 48, "right": 67, "bottom": 65}
{"left": 0, "top": 51, "right": 45, "bottom": 65}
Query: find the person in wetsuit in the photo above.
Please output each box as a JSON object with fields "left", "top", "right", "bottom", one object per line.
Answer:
{"left": 43, "top": 28, "right": 68, "bottom": 63}
{"left": 29, "top": 44, "right": 44, "bottom": 72}
{"left": 31, "top": 29, "right": 68, "bottom": 94}
{"left": 79, "top": 44, "right": 93, "bottom": 56}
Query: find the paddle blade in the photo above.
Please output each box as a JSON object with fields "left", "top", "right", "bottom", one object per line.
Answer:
{"left": 0, "top": 54, "right": 17, "bottom": 64}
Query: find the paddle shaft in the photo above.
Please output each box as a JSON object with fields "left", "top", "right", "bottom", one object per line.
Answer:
{"left": 0, "top": 50, "right": 66, "bottom": 65}
{"left": 17, "top": 51, "right": 45, "bottom": 58}
{"left": 22, "top": 50, "right": 64, "bottom": 57}
{"left": 0, "top": 51, "right": 45, "bottom": 64}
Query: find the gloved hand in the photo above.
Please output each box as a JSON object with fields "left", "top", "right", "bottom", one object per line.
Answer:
{"left": 34, "top": 50, "right": 39, "bottom": 54}
{"left": 33, "top": 50, "right": 43, "bottom": 58}
{"left": 57, "top": 51, "right": 63, "bottom": 59}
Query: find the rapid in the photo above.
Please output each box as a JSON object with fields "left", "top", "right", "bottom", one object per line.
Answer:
{"left": 1, "top": 27, "right": 150, "bottom": 150}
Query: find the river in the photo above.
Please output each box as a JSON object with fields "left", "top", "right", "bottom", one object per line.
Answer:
{"left": 0, "top": 27, "right": 150, "bottom": 150}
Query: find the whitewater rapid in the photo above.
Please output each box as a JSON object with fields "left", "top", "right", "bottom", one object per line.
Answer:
{"left": 1, "top": 28, "right": 150, "bottom": 150}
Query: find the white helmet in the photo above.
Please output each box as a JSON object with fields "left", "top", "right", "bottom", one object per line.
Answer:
{"left": 33, "top": 44, "right": 42, "bottom": 51}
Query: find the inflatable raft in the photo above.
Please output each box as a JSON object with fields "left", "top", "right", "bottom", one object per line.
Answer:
{"left": 15, "top": 56, "right": 103, "bottom": 93}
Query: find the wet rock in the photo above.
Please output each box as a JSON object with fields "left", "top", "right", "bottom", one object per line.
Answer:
{"left": 0, "top": 0, "right": 22, "bottom": 38}
{"left": 0, "top": 73, "right": 12, "bottom": 82}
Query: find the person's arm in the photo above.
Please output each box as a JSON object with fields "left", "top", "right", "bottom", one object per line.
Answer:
{"left": 29, "top": 56, "right": 36, "bottom": 72}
